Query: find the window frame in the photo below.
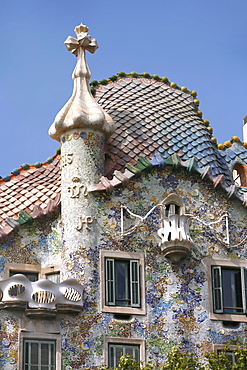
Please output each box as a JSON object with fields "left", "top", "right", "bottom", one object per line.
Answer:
{"left": 5, "top": 263, "right": 61, "bottom": 281}
{"left": 208, "top": 259, "right": 247, "bottom": 322}
{"left": 41, "top": 265, "right": 61, "bottom": 281}
{"left": 161, "top": 193, "right": 185, "bottom": 217}
{"left": 104, "top": 337, "right": 145, "bottom": 368}
{"left": 18, "top": 331, "right": 61, "bottom": 370}
{"left": 101, "top": 251, "right": 146, "bottom": 315}
{"left": 232, "top": 163, "right": 247, "bottom": 187}
{"left": 213, "top": 345, "right": 237, "bottom": 366}
{"left": 5, "top": 263, "right": 41, "bottom": 279}
{"left": 23, "top": 339, "right": 56, "bottom": 370}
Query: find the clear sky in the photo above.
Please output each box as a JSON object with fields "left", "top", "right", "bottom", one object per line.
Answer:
{"left": 1, "top": 0, "right": 247, "bottom": 177}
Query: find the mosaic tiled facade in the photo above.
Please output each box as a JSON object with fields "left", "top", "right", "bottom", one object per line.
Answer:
{"left": 1, "top": 168, "right": 247, "bottom": 369}
{"left": 1, "top": 24, "right": 247, "bottom": 369}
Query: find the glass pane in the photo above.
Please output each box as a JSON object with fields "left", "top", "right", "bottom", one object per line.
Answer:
{"left": 10, "top": 271, "right": 38, "bottom": 281}
{"left": 125, "top": 347, "right": 133, "bottom": 356}
{"left": 46, "top": 272, "right": 60, "bottom": 284}
{"left": 225, "top": 352, "right": 235, "bottom": 365}
{"left": 222, "top": 269, "right": 243, "bottom": 313}
{"left": 165, "top": 204, "right": 179, "bottom": 217}
{"left": 31, "top": 342, "right": 39, "bottom": 365}
{"left": 24, "top": 340, "right": 55, "bottom": 369}
{"left": 28, "top": 273, "right": 38, "bottom": 282}
{"left": 41, "top": 343, "right": 49, "bottom": 365}
{"left": 109, "top": 344, "right": 139, "bottom": 368}
{"left": 24, "top": 341, "right": 29, "bottom": 363}
{"left": 115, "top": 261, "right": 129, "bottom": 306}
{"left": 116, "top": 346, "right": 124, "bottom": 365}
{"left": 51, "top": 343, "right": 55, "bottom": 365}
{"left": 109, "top": 345, "right": 115, "bottom": 368}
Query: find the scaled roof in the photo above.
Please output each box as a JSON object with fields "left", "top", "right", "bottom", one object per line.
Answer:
{"left": 1, "top": 74, "right": 247, "bottom": 240}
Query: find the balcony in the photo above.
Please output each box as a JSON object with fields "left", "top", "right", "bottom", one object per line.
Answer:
{"left": 157, "top": 214, "right": 194, "bottom": 263}
{"left": 0, "top": 274, "right": 84, "bottom": 318}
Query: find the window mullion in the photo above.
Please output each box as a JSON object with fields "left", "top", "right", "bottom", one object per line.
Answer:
{"left": 39, "top": 341, "right": 41, "bottom": 369}
{"left": 114, "top": 345, "right": 117, "bottom": 369}
{"left": 241, "top": 267, "right": 247, "bottom": 314}
{"left": 49, "top": 342, "right": 51, "bottom": 370}
{"left": 28, "top": 341, "right": 30, "bottom": 370}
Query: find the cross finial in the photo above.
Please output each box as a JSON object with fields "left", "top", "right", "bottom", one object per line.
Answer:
{"left": 64, "top": 23, "right": 98, "bottom": 56}
{"left": 49, "top": 23, "right": 115, "bottom": 142}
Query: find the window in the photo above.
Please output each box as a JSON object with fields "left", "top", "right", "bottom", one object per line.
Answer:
{"left": 208, "top": 259, "right": 247, "bottom": 322}
{"left": 165, "top": 203, "right": 180, "bottom": 217}
{"left": 23, "top": 339, "right": 56, "bottom": 370}
{"left": 212, "top": 266, "right": 247, "bottom": 314}
{"left": 41, "top": 266, "right": 61, "bottom": 282}
{"left": 106, "top": 259, "right": 140, "bottom": 307}
{"left": 5, "top": 263, "right": 61, "bottom": 283}
{"left": 19, "top": 331, "right": 61, "bottom": 370}
{"left": 10, "top": 271, "right": 38, "bottom": 282}
{"left": 108, "top": 343, "right": 140, "bottom": 368}
{"left": 46, "top": 272, "right": 60, "bottom": 284}
{"left": 217, "top": 350, "right": 236, "bottom": 367}
{"left": 213, "top": 345, "right": 238, "bottom": 368}
{"left": 104, "top": 338, "right": 145, "bottom": 368}
{"left": 5, "top": 263, "right": 40, "bottom": 280}
{"left": 161, "top": 193, "right": 184, "bottom": 217}
{"left": 101, "top": 251, "right": 145, "bottom": 315}
{"left": 232, "top": 164, "right": 247, "bottom": 187}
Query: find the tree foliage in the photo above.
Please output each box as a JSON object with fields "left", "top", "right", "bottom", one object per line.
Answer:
{"left": 100, "top": 346, "right": 247, "bottom": 370}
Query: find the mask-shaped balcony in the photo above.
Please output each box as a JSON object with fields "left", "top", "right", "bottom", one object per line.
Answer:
{"left": 157, "top": 214, "right": 194, "bottom": 263}
{"left": 0, "top": 274, "right": 84, "bottom": 318}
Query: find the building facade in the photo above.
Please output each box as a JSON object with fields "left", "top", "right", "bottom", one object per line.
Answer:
{"left": 1, "top": 24, "right": 247, "bottom": 369}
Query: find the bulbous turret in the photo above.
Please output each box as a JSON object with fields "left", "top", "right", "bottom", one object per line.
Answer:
{"left": 49, "top": 23, "right": 115, "bottom": 142}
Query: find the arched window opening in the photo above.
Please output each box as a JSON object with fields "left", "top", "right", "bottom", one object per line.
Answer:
{"left": 232, "top": 164, "right": 247, "bottom": 187}
{"left": 162, "top": 193, "right": 185, "bottom": 217}
{"left": 165, "top": 203, "right": 180, "bottom": 217}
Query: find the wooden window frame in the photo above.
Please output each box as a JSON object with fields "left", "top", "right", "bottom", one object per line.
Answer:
{"left": 208, "top": 259, "right": 247, "bottom": 322}
{"left": 232, "top": 163, "right": 247, "bottom": 187}
{"left": 5, "top": 262, "right": 61, "bottom": 281}
{"left": 18, "top": 332, "right": 61, "bottom": 370}
{"left": 23, "top": 339, "right": 56, "bottom": 370}
{"left": 104, "top": 337, "right": 145, "bottom": 368}
{"left": 101, "top": 251, "right": 146, "bottom": 315}
{"left": 213, "top": 344, "right": 237, "bottom": 366}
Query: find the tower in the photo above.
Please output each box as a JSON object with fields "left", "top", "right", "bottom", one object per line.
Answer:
{"left": 49, "top": 24, "right": 115, "bottom": 282}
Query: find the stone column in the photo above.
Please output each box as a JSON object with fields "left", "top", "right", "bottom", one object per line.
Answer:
{"left": 49, "top": 24, "right": 115, "bottom": 281}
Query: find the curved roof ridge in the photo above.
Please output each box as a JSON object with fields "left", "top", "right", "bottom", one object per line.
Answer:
{"left": 217, "top": 136, "right": 247, "bottom": 151}
{"left": 94, "top": 75, "right": 233, "bottom": 183}
{"left": 90, "top": 71, "right": 216, "bottom": 141}
{"left": 0, "top": 148, "right": 61, "bottom": 183}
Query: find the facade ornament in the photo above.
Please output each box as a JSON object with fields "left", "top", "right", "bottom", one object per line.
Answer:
{"left": 120, "top": 193, "right": 238, "bottom": 263}
{"left": 157, "top": 213, "right": 194, "bottom": 264}
{"left": 0, "top": 274, "right": 84, "bottom": 312}
{"left": 76, "top": 216, "right": 93, "bottom": 231}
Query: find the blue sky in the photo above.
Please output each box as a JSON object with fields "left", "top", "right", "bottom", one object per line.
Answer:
{"left": 1, "top": 0, "right": 247, "bottom": 176}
